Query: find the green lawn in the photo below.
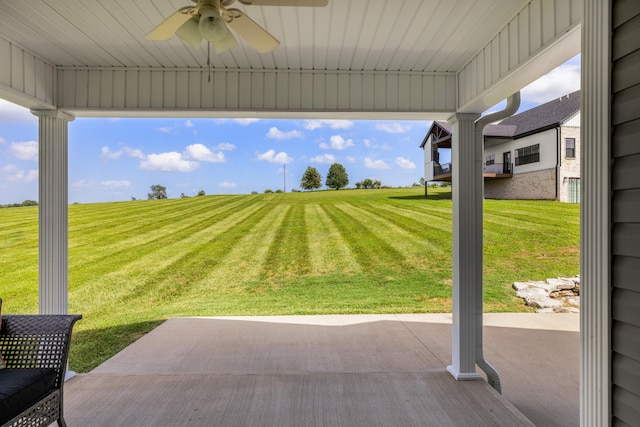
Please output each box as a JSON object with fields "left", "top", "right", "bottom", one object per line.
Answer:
{"left": 0, "top": 188, "right": 579, "bottom": 372}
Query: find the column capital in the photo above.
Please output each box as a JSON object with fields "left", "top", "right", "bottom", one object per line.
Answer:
{"left": 31, "top": 109, "right": 75, "bottom": 122}
{"left": 447, "top": 112, "right": 480, "bottom": 125}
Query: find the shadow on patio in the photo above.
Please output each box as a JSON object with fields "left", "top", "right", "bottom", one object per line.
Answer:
{"left": 63, "top": 314, "right": 578, "bottom": 426}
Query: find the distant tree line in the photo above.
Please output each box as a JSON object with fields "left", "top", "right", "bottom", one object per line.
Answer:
{"left": 0, "top": 200, "right": 38, "bottom": 209}
{"left": 355, "top": 178, "right": 381, "bottom": 189}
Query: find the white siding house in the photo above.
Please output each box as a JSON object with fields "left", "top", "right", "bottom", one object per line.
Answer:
{"left": 421, "top": 90, "right": 581, "bottom": 202}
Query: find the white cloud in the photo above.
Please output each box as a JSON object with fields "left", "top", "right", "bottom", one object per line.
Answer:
{"left": 100, "top": 180, "right": 131, "bottom": 190}
{"left": 214, "top": 142, "right": 236, "bottom": 151}
{"left": 522, "top": 58, "right": 581, "bottom": 104}
{"left": 257, "top": 149, "right": 292, "bottom": 164}
{"left": 0, "top": 137, "right": 6, "bottom": 144}
{"left": 218, "top": 181, "right": 237, "bottom": 188}
{"left": 0, "top": 99, "right": 37, "bottom": 123}
{"left": 319, "top": 135, "right": 354, "bottom": 150}
{"left": 101, "top": 146, "right": 122, "bottom": 160}
{"left": 215, "top": 118, "right": 261, "bottom": 126}
{"left": 234, "top": 118, "right": 260, "bottom": 125}
{"left": 72, "top": 180, "right": 92, "bottom": 189}
{"left": 183, "top": 144, "right": 225, "bottom": 163}
{"left": 304, "top": 120, "right": 354, "bottom": 130}
{"left": 140, "top": 152, "right": 199, "bottom": 172}
{"left": 395, "top": 157, "right": 416, "bottom": 169}
{"left": 345, "top": 156, "right": 356, "bottom": 163}
{"left": 102, "top": 146, "right": 145, "bottom": 160}
{"left": 362, "top": 139, "right": 391, "bottom": 150}
{"left": 310, "top": 153, "right": 335, "bottom": 164}
{"left": 124, "top": 147, "right": 145, "bottom": 159}
{"left": 364, "top": 157, "right": 390, "bottom": 170}
{"left": 156, "top": 125, "right": 176, "bottom": 133}
{"left": 9, "top": 141, "right": 38, "bottom": 161}
{"left": 266, "top": 127, "right": 303, "bottom": 140}
{"left": 185, "top": 120, "right": 194, "bottom": 128}
{"left": 1, "top": 165, "right": 38, "bottom": 182}
{"left": 374, "top": 122, "right": 411, "bottom": 134}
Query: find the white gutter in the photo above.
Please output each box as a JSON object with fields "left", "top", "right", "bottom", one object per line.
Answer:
{"left": 474, "top": 92, "right": 521, "bottom": 393}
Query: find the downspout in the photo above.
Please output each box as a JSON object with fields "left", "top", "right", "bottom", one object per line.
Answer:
{"left": 474, "top": 92, "right": 521, "bottom": 393}
{"left": 555, "top": 128, "right": 560, "bottom": 200}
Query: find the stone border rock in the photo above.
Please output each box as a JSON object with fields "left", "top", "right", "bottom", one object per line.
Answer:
{"left": 513, "top": 276, "right": 580, "bottom": 313}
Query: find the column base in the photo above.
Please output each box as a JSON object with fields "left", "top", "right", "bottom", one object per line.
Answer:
{"left": 447, "top": 365, "right": 483, "bottom": 381}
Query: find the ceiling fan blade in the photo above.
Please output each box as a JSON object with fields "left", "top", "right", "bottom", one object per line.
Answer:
{"left": 236, "top": 0, "right": 328, "bottom": 6}
{"left": 146, "top": 7, "right": 195, "bottom": 41}
{"left": 223, "top": 8, "right": 279, "bottom": 53}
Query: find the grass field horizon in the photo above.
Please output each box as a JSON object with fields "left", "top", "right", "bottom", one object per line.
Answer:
{"left": 0, "top": 187, "right": 579, "bottom": 372}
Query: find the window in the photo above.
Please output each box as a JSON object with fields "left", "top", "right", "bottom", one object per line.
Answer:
{"left": 515, "top": 144, "right": 540, "bottom": 166}
{"left": 566, "top": 138, "right": 576, "bottom": 158}
{"left": 486, "top": 154, "right": 495, "bottom": 165}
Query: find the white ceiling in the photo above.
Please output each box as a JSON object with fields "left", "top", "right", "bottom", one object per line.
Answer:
{"left": 0, "top": 0, "right": 528, "bottom": 73}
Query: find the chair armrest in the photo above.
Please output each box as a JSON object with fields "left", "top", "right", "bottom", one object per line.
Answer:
{"left": 0, "top": 315, "right": 82, "bottom": 389}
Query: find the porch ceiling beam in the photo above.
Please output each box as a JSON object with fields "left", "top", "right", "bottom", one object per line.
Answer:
{"left": 56, "top": 68, "right": 457, "bottom": 119}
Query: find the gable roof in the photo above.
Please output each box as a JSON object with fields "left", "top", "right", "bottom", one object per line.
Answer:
{"left": 421, "top": 90, "right": 580, "bottom": 147}
{"left": 420, "top": 121, "right": 452, "bottom": 148}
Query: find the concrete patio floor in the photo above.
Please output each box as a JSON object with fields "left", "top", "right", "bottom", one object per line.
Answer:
{"left": 63, "top": 313, "right": 578, "bottom": 426}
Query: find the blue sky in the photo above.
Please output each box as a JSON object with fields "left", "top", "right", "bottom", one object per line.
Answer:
{"left": 0, "top": 55, "right": 580, "bottom": 205}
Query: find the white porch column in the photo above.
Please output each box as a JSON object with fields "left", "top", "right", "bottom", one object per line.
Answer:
{"left": 32, "top": 109, "right": 74, "bottom": 315}
{"left": 581, "top": 0, "right": 611, "bottom": 424}
{"left": 447, "top": 112, "right": 483, "bottom": 380}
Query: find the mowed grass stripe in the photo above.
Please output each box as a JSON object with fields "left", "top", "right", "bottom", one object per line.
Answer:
{"left": 261, "top": 203, "right": 310, "bottom": 282}
{"left": 69, "top": 195, "right": 252, "bottom": 249}
{"left": 321, "top": 203, "right": 404, "bottom": 270}
{"left": 304, "top": 203, "right": 362, "bottom": 276}
{"left": 70, "top": 200, "right": 272, "bottom": 306}
{"left": 68, "top": 196, "right": 259, "bottom": 275}
{"left": 122, "top": 202, "right": 279, "bottom": 305}
{"left": 373, "top": 203, "right": 453, "bottom": 234}
{"left": 339, "top": 204, "right": 431, "bottom": 260}
{"left": 196, "top": 202, "right": 291, "bottom": 293}
{"left": 353, "top": 203, "right": 446, "bottom": 250}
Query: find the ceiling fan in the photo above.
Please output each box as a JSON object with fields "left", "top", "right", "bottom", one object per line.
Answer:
{"left": 146, "top": 0, "right": 328, "bottom": 54}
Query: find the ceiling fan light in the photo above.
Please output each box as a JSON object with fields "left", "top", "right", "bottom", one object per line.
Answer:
{"left": 176, "top": 17, "right": 203, "bottom": 49}
{"left": 198, "top": 7, "right": 229, "bottom": 42}
{"left": 213, "top": 31, "right": 239, "bottom": 54}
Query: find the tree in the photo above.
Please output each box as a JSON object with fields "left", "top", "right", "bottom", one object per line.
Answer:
{"left": 325, "top": 163, "right": 349, "bottom": 190}
{"left": 197, "top": 190, "right": 206, "bottom": 196}
{"left": 148, "top": 184, "right": 167, "bottom": 200}
{"left": 300, "top": 166, "right": 322, "bottom": 191}
{"left": 419, "top": 177, "right": 426, "bottom": 186}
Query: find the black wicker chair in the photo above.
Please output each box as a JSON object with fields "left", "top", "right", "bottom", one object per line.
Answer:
{"left": 0, "top": 314, "right": 81, "bottom": 427}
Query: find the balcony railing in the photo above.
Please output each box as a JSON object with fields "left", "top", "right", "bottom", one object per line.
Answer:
{"left": 431, "top": 162, "right": 513, "bottom": 179}
{"left": 484, "top": 162, "right": 513, "bottom": 174}
{"left": 433, "top": 162, "right": 452, "bottom": 177}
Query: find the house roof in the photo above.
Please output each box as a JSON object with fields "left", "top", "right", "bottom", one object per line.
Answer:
{"left": 420, "top": 121, "right": 452, "bottom": 148}
{"left": 491, "top": 90, "right": 581, "bottom": 138}
{"left": 422, "top": 90, "right": 581, "bottom": 146}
